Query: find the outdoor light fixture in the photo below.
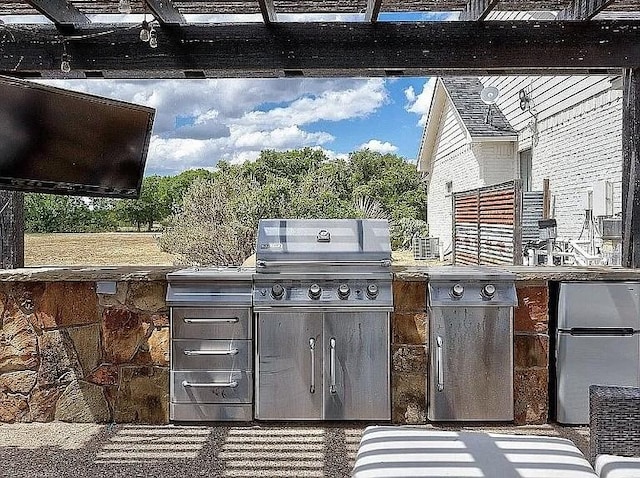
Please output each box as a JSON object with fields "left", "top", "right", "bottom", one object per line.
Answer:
{"left": 140, "top": 20, "right": 151, "bottom": 42}
{"left": 118, "top": 0, "right": 132, "bottom": 14}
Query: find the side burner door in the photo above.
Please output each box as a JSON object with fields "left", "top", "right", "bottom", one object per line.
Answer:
{"left": 256, "top": 311, "right": 323, "bottom": 420}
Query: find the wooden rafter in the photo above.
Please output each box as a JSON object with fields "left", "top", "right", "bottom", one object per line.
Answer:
{"left": 0, "top": 21, "right": 638, "bottom": 79}
{"left": 460, "top": 0, "right": 499, "bottom": 21}
{"left": 365, "top": 0, "right": 383, "bottom": 23}
{"left": 25, "top": 0, "right": 90, "bottom": 27}
{"left": 144, "top": 0, "right": 185, "bottom": 26}
{"left": 257, "top": 0, "right": 277, "bottom": 23}
{"left": 557, "top": 0, "right": 616, "bottom": 20}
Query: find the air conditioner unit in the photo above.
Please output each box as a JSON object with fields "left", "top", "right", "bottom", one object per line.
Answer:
{"left": 412, "top": 237, "right": 440, "bottom": 260}
{"left": 600, "top": 218, "right": 622, "bottom": 240}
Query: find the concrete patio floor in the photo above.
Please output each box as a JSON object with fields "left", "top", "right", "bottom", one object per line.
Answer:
{"left": 0, "top": 422, "right": 590, "bottom": 478}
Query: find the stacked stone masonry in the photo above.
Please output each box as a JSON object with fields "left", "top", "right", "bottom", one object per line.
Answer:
{"left": 0, "top": 281, "right": 169, "bottom": 424}
{"left": 0, "top": 273, "right": 549, "bottom": 425}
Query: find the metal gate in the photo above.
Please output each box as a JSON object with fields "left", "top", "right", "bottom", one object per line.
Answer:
{"left": 452, "top": 180, "right": 523, "bottom": 266}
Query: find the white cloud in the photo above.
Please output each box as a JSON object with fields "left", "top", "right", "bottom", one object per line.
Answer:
{"left": 359, "top": 140, "right": 398, "bottom": 154}
{"left": 405, "top": 77, "right": 437, "bottom": 126}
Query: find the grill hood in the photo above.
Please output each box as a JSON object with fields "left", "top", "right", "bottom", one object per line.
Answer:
{"left": 255, "top": 219, "right": 391, "bottom": 273}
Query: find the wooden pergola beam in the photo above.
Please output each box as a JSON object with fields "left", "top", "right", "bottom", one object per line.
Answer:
{"left": 364, "top": 0, "right": 383, "bottom": 23}
{"left": 622, "top": 68, "right": 640, "bottom": 268}
{"left": 0, "top": 21, "right": 639, "bottom": 79}
{"left": 460, "top": 0, "right": 500, "bottom": 21}
{"left": 257, "top": 0, "right": 277, "bottom": 23}
{"left": 557, "top": 0, "right": 616, "bottom": 20}
{"left": 25, "top": 0, "right": 90, "bottom": 27}
{"left": 144, "top": 0, "right": 186, "bottom": 26}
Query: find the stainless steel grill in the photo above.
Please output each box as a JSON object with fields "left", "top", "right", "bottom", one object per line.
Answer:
{"left": 254, "top": 219, "right": 393, "bottom": 421}
{"left": 427, "top": 266, "right": 517, "bottom": 421}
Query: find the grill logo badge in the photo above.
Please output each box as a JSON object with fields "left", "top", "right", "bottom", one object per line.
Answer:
{"left": 260, "top": 243, "right": 283, "bottom": 249}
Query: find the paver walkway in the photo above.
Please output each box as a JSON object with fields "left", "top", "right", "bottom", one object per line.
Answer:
{"left": 0, "top": 422, "right": 589, "bottom": 478}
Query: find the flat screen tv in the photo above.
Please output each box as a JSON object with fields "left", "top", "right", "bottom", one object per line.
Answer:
{"left": 0, "top": 76, "right": 155, "bottom": 199}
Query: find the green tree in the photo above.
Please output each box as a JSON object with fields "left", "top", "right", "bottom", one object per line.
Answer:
{"left": 116, "top": 175, "right": 172, "bottom": 231}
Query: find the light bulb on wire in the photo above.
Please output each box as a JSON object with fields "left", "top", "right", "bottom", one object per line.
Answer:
{"left": 149, "top": 27, "right": 158, "bottom": 48}
{"left": 118, "top": 0, "right": 132, "bottom": 14}
{"left": 140, "top": 20, "right": 151, "bottom": 42}
{"left": 60, "top": 53, "right": 71, "bottom": 73}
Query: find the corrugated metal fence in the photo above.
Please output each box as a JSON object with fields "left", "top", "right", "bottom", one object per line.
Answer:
{"left": 522, "top": 191, "right": 544, "bottom": 244}
{"left": 453, "top": 180, "right": 524, "bottom": 265}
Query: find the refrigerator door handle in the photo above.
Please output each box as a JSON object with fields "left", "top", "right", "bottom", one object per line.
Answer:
{"left": 436, "top": 336, "right": 444, "bottom": 392}
{"left": 568, "top": 327, "right": 635, "bottom": 336}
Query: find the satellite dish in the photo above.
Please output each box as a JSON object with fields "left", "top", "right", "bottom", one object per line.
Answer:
{"left": 480, "top": 86, "right": 500, "bottom": 105}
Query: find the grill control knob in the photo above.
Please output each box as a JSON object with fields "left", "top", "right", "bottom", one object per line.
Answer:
{"left": 481, "top": 284, "right": 496, "bottom": 299}
{"left": 366, "top": 283, "right": 379, "bottom": 299}
{"left": 308, "top": 284, "right": 322, "bottom": 300}
{"left": 271, "top": 284, "right": 285, "bottom": 300}
{"left": 450, "top": 283, "right": 464, "bottom": 299}
{"left": 338, "top": 283, "right": 351, "bottom": 300}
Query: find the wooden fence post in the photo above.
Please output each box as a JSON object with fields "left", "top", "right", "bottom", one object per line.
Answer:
{"left": 622, "top": 68, "right": 640, "bottom": 268}
{"left": 0, "top": 190, "right": 25, "bottom": 269}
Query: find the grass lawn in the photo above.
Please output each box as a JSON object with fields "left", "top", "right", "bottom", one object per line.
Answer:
{"left": 24, "top": 232, "right": 440, "bottom": 267}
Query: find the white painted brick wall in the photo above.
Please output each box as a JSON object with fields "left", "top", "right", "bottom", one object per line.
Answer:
{"left": 531, "top": 90, "right": 623, "bottom": 239}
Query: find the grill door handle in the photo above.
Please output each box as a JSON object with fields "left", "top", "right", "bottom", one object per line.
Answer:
{"left": 181, "top": 380, "right": 238, "bottom": 388}
{"left": 436, "top": 336, "right": 444, "bottom": 392}
{"left": 329, "top": 337, "right": 337, "bottom": 394}
{"left": 309, "top": 337, "right": 316, "bottom": 394}
{"left": 183, "top": 318, "right": 239, "bottom": 324}
{"left": 183, "top": 349, "right": 239, "bottom": 356}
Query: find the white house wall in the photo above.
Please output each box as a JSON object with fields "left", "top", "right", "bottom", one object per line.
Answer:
{"left": 428, "top": 104, "right": 517, "bottom": 252}
{"left": 479, "top": 75, "right": 623, "bottom": 239}
{"left": 428, "top": 104, "right": 480, "bottom": 252}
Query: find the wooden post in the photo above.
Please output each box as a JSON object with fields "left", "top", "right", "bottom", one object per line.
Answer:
{"left": 542, "top": 178, "right": 550, "bottom": 219}
{"left": 0, "top": 191, "right": 24, "bottom": 269}
{"left": 622, "top": 68, "right": 640, "bottom": 268}
{"left": 513, "top": 179, "right": 523, "bottom": 265}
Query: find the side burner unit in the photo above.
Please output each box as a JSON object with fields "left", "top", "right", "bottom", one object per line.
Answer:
{"left": 253, "top": 219, "right": 393, "bottom": 421}
{"left": 167, "top": 267, "right": 254, "bottom": 421}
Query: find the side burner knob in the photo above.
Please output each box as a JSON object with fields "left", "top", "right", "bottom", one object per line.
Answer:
{"left": 481, "top": 284, "right": 496, "bottom": 299}
{"left": 450, "top": 283, "right": 464, "bottom": 299}
{"left": 308, "top": 284, "right": 322, "bottom": 300}
{"left": 271, "top": 284, "right": 285, "bottom": 300}
{"left": 366, "top": 283, "right": 379, "bottom": 299}
{"left": 338, "top": 283, "right": 351, "bottom": 300}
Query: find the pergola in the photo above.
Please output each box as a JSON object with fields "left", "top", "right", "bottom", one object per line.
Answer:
{"left": 0, "top": 0, "right": 639, "bottom": 265}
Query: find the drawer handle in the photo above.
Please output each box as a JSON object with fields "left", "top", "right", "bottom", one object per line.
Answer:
{"left": 181, "top": 380, "right": 238, "bottom": 388}
{"left": 183, "top": 349, "right": 239, "bottom": 356}
{"left": 183, "top": 318, "right": 239, "bottom": 324}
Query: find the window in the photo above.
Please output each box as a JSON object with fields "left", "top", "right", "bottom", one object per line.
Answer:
{"left": 519, "top": 149, "right": 532, "bottom": 192}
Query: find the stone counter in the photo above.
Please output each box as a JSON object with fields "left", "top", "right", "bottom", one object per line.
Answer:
{"left": 0, "top": 264, "right": 634, "bottom": 425}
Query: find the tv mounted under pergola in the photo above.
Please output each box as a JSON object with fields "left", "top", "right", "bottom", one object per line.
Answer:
{"left": 0, "top": 76, "right": 155, "bottom": 199}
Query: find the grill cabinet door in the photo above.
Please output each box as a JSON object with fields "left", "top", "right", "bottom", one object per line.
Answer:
{"left": 256, "top": 311, "right": 323, "bottom": 420}
{"left": 323, "top": 312, "right": 390, "bottom": 420}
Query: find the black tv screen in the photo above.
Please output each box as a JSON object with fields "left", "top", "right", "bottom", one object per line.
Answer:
{"left": 0, "top": 76, "right": 155, "bottom": 199}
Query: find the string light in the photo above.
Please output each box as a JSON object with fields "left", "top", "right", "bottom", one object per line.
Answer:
{"left": 148, "top": 26, "right": 158, "bottom": 48}
{"left": 139, "top": 20, "right": 151, "bottom": 42}
{"left": 117, "top": 0, "right": 132, "bottom": 14}
{"left": 60, "top": 42, "right": 70, "bottom": 73}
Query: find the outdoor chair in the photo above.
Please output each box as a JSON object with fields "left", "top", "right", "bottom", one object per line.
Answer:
{"left": 589, "top": 385, "right": 640, "bottom": 478}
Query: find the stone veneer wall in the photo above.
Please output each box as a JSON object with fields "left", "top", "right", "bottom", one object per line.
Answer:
{"left": 0, "top": 273, "right": 549, "bottom": 425}
{"left": 391, "top": 275, "right": 550, "bottom": 425}
{"left": 0, "top": 281, "right": 170, "bottom": 424}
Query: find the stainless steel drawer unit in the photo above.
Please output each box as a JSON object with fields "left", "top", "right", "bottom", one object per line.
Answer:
{"left": 167, "top": 267, "right": 254, "bottom": 422}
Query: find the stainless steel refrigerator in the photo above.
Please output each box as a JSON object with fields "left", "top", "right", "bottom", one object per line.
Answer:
{"left": 556, "top": 282, "right": 640, "bottom": 424}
